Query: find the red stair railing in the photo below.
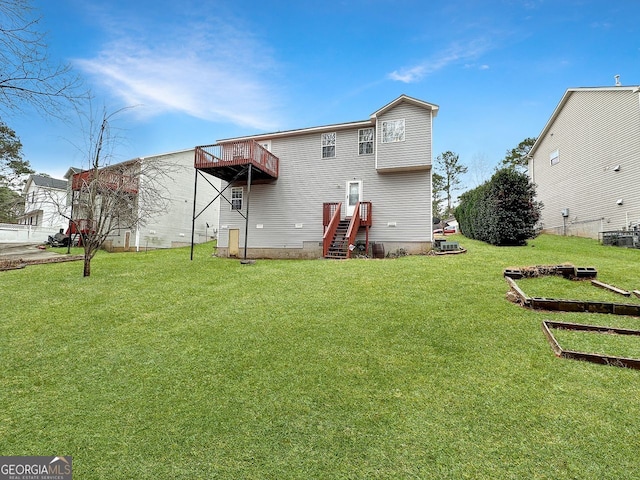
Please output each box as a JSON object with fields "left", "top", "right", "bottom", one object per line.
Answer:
{"left": 322, "top": 202, "right": 342, "bottom": 257}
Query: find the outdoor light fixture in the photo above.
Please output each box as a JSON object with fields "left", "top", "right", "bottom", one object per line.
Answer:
{"left": 617, "top": 199, "right": 624, "bottom": 205}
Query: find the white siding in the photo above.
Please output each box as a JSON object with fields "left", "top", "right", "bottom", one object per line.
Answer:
{"left": 531, "top": 89, "right": 640, "bottom": 238}
{"left": 107, "top": 150, "right": 221, "bottom": 250}
{"left": 22, "top": 182, "right": 69, "bottom": 230}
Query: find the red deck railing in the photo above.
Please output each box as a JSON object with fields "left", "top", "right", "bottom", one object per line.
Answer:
{"left": 322, "top": 201, "right": 371, "bottom": 258}
{"left": 357, "top": 201, "right": 372, "bottom": 227}
{"left": 71, "top": 169, "right": 139, "bottom": 194}
{"left": 345, "top": 202, "right": 372, "bottom": 258}
{"left": 195, "top": 140, "right": 279, "bottom": 178}
{"left": 322, "top": 202, "right": 342, "bottom": 257}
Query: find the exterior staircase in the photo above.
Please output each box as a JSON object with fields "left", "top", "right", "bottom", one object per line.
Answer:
{"left": 325, "top": 219, "right": 350, "bottom": 259}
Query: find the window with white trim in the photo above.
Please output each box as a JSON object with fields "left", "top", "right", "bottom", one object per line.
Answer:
{"left": 550, "top": 149, "right": 559, "bottom": 166}
{"left": 381, "top": 119, "right": 405, "bottom": 143}
{"left": 321, "top": 132, "right": 336, "bottom": 158}
{"left": 358, "top": 128, "right": 374, "bottom": 155}
{"left": 231, "top": 187, "right": 243, "bottom": 210}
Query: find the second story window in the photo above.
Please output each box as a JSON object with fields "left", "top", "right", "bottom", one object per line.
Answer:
{"left": 322, "top": 132, "right": 336, "bottom": 158}
{"left": 358, "top": 128, "right": 374, "bottom": 155}
{"left": 231, "top": 187, "right": 243, "bottom": 210}
{"left": 550, "top": 149, "right": 559, "bottom": 166}
{"left": 381, "top": 119, "right": 405, "bottom": 143}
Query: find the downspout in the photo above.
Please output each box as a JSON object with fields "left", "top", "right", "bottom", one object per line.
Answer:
{"left": 429, "top": 110, "right": 434, "bottom": 241}
{"left": 374, "top": 123, "right": 378, "bottom": 170}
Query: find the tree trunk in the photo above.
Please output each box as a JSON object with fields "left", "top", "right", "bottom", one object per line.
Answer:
{"left": 83, "top": 254, "right": 91, "bottom": 277}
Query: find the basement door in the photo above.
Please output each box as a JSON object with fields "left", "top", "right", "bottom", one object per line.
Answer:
{"left": 345, "top": 180, "right": 362, "bottom": 218}
{"left": 228, "top": 229, "right": 240, "bottom": 257}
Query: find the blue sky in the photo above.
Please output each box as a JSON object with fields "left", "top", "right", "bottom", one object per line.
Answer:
{"left": 11, "top": 0, "right": 640, "bottom": 190}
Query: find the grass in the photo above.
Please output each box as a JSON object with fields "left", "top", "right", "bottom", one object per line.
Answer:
{"left": 2, "top": 234, "right": 640, "bottom": 479}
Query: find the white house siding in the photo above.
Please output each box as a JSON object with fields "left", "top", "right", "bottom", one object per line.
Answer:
{"left": 104, "top": 149, "right": 220, "bottom": 251}
{"left": 20, "top": 176, "right": 70, "bottom": 241}
{"left": 376, "top": 102, "right": 432, "bottom": 172}
{"left": 217, "top": 117, "right": 432, "bottom": 258}
{"left": 530, "top": 88, "right": 640, "bottom": 239}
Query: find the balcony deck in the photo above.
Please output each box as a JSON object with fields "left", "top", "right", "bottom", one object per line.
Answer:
{"left": 195, "top": 141, "right": 279, "bottom": 183}
{"left": 71, "top": 169, "right": 139, "bottom": 194}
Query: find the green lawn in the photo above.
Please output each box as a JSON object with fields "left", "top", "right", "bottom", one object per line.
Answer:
{"left": 2, "top": 234, "right": 640, "bottom": 479}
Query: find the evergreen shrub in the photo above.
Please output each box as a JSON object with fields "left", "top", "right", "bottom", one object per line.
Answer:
{"left": 455, "top": 168, "right": 542, "bottom": 246}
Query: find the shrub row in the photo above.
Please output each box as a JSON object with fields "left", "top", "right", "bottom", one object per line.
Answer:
{"left": 455, "top": 168, "right": 542, "bottom": 246}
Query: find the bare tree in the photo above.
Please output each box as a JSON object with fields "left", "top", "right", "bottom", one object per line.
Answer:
{"left": 0, "top": 0, "right": 86, "bottom": 117}
{"left": 61, "top": 108, "right": 174, "bottom": 277}
{"left": 469, "top": 151, "right": 492, "bottom": 188}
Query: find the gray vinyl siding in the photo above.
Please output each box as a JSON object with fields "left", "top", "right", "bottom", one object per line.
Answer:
{"left": 531, "top": 89, "right": 640, "bottom": 238}
{"left": 376, "top": 102, "right": 432, "bottom": 172}
{"left": 218, "top": 123, "right": 432, "bottom": 249}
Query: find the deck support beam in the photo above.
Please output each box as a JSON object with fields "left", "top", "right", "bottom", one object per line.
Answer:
{"left": 190, "top": 167, "right": 199, "bottom": 261}
{"left": 190, "top": 164, "right": 249, "bottom": 261}
{"left": 244, "top": 164, "right": 252, "bottom": 260}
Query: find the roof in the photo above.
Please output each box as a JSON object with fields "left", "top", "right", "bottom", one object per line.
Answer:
{"left": 64, "top": 167, "right": 82, "bottom": 179}
{"left": 530, "top": 85, "right": 640, "bottom": 157}
{"left": 216, "top": 94, "right": 438, "bottom": 144}
{"left": 62, "top": 148, "right": 196, "bottom": 178}
{"left": 27, "top": 174, "right": 68, "bottom": 190}
{"left": 370, "top": 94, "right": 439, "bottom": 120}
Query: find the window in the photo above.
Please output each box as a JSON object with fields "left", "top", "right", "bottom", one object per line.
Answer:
{"left": 358, "top": 128, "right": 374, "bottom": 155}
{"left": 258, "top": 140, "right": 271, "bottom": 152}
{"left": 231, "top": 187, "right": 243, "bottom": 210}
{"left": 321, "top": 132, "right": 336, "bottom": 158}
{"left": 381, "top": 119, "right": 405, "bottom": 143}
{"left": 550, "top": 149, "right": 559, "bottom": 166}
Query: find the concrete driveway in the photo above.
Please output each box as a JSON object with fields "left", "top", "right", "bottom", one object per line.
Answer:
{"left": 0, "top": 242, "right": 81, "bottom": 263}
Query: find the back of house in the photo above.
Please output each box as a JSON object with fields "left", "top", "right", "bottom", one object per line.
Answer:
{"left": 195, "top": 94, "right": 439, "bottom": 259}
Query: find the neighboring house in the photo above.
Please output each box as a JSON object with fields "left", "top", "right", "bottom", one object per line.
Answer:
{"left": 529, "top": 85, "right": 640, "bottom": 239}
{"left": 20, "top": 174, "right": 70, "bottom": 233}
{"left": 193, "top": 94, "right": 438, "bottom": 259}
{"left": 70, "top": 148, "right": 220, "bottom": 252}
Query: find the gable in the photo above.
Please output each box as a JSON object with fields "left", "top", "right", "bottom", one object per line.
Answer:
{"left": 371, "top": 94, "right": 439, "bottom": 120}
{"left": 374, "top": 100, "right": 433, "bottom": 172}
{"left": 530, "top": 86, "right": 640, "bottom": 158}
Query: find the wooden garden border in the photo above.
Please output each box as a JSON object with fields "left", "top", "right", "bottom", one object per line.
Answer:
{"left": 541, "top": 320, "right": 640, "bottom": 369}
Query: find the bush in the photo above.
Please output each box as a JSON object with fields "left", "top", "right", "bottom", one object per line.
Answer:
{"left": 455, "top": 168, "right": 542, "bottom": 246}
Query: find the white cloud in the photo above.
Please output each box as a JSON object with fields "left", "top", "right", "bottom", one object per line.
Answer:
{"left": 74, "top": 18, "right": 282, "bottom": 130}
{"left": 388, "top": 39, "right": 492, "bottom": 83}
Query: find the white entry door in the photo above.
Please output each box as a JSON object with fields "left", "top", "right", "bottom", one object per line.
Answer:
{"left": 345, "top": 180, "right": 362, "bottom": 217}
